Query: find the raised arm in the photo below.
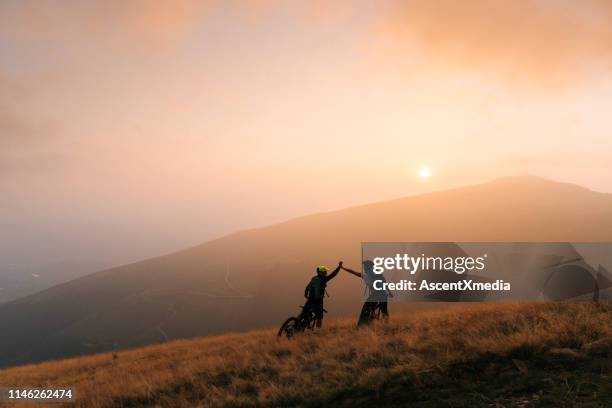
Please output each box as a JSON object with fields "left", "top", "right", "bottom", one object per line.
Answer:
{"left": 325, "top": 262, "right": 343, "bottom": 282}
{"left": 341, "top": 266, "right": 362, "bottom": 278}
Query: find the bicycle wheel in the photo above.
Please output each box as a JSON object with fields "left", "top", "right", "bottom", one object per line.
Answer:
{"left": 304, "top": 313, "right": 316, "bottom": 330}
{"left": 357, "top": 303, "right": 375, "bottom": 326}
{"left": 372, "top": 304, "right": 382, "bottom": 321}
{"left": 278, "top": 317, "right": 300, "bottom": 338}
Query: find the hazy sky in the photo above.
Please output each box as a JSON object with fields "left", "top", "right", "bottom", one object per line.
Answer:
{"left": 2, "top": 1, "right": 612, "bottom": 272}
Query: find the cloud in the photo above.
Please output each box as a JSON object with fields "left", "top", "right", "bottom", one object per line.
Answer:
{"left": 4, "top": 0, "right": 612, "bottom": 86}
{"left": 0, "top": 73, "right": 66, "bottom": 180}
{"left": 0, "top": 0, "right": 212, "bottom": 47}
{"left": 377, "top": 0, "right": 612, "bottom": 88}
{"left": 0, "top": 109, "right": 35, "bottom": 151}
{"left": 0, "top": 77, "right": 35, "bottom": 150}
{"left": 0, "top": 75, "right": 49, "bottom": 149}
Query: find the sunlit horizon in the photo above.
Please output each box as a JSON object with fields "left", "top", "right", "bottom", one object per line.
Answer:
{"left": 2, "top": 0, "right": 612, "bottom": 276}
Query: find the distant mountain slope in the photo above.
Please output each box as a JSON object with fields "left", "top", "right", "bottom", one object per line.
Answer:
{"left": 1, "top": 176, "right": 612, "bottom": 368}
{"left": 0, "top": 303, "right": 610, "bottom": 407}
{"left": 0, "top": 259, "right": 107, "bottom": 304}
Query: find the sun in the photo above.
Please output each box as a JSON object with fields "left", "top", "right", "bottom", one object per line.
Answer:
{"left": 418, "top": 166, "right": 432, "bottom": 179}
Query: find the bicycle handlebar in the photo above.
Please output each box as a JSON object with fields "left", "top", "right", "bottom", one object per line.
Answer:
{"left": 299, "top": 306, "right": 328, "bottom": 313}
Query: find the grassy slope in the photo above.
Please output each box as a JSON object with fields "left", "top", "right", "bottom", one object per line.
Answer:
{"left": 1, "top": 303, "right": 610, "bottom": 408}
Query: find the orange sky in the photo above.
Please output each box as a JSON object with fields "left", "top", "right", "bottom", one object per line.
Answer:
{"left": 2, "top": 1, "right": 612, "bottom": 272}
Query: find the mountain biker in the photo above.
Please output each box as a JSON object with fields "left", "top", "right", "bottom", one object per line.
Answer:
{"left": 304, "top": 261, "right": 342, "bottom": 328}
{"left": 342, "top": 260, "right": 393, "bottom": 326}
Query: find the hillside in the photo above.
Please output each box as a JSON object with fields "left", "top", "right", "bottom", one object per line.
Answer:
{"left": 1, "top": 302, "right": 610, "bottom": 407}
{"left": 2, "top": 176, "right": 612, "bottom": 368}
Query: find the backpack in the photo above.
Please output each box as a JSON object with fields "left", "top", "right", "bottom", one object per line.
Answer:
{"left": 307, "top": 276, "right": 325, "bottom": 300}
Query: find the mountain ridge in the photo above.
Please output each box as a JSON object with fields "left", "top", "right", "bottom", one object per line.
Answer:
{"left": 1, "top": 176, "right": 612, "bottom": 368}
{"left": 6, "top": 174, "right": 607, "bottom": 306}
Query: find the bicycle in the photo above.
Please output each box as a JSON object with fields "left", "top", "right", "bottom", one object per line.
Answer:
{"left": 277, "top": 305, "right": 327, "bottom": 338}
{"left": 357, "top": 301, "right": 387, "bottom": 326}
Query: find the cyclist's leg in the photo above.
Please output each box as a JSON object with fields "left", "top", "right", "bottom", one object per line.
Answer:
{"left": 357, "top": 302, "right": 375, "bottom": 326}
{"left": 314, "top": 302, "right": 324, "bottom": 328}
{"left": 379, "top": 301, "right": 389, "bottom": 323}
{"left": 301, "top": 300, "right": 313, "bottom": 319}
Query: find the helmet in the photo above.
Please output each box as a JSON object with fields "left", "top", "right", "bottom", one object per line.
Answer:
{"left": 316, "top": 265, "right": 329, "bottom": 274}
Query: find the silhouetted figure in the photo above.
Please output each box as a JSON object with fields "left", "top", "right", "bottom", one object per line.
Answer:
{"left": 304, "top": 262, "right": 342, "bottom": 328}
{"left": 342, "top": 261, "right": 392, "bottom": 326}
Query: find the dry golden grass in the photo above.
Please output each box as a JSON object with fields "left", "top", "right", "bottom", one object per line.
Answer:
{"left": 0, "top": 302, "right": 610, "bottom": 407}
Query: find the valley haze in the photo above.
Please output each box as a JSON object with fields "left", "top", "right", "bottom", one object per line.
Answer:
{"left": 1, "top": 176, "right": 611, "bottom": 369}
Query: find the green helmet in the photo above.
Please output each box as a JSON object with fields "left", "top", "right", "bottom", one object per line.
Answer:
{"left": 316, "top": 265, "right": 329, "bottom": 274}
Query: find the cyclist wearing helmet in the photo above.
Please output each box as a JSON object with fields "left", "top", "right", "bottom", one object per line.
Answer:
{"left": 304, "top": 261, "right": 343, "bottom": 328}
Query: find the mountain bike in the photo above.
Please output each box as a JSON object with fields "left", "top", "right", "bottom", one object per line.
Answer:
{"left": 278, "top": 305, "right": 327, "bottom": 338}
{"left": 357, "top": 302, "right": 387, "bottom": 326}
